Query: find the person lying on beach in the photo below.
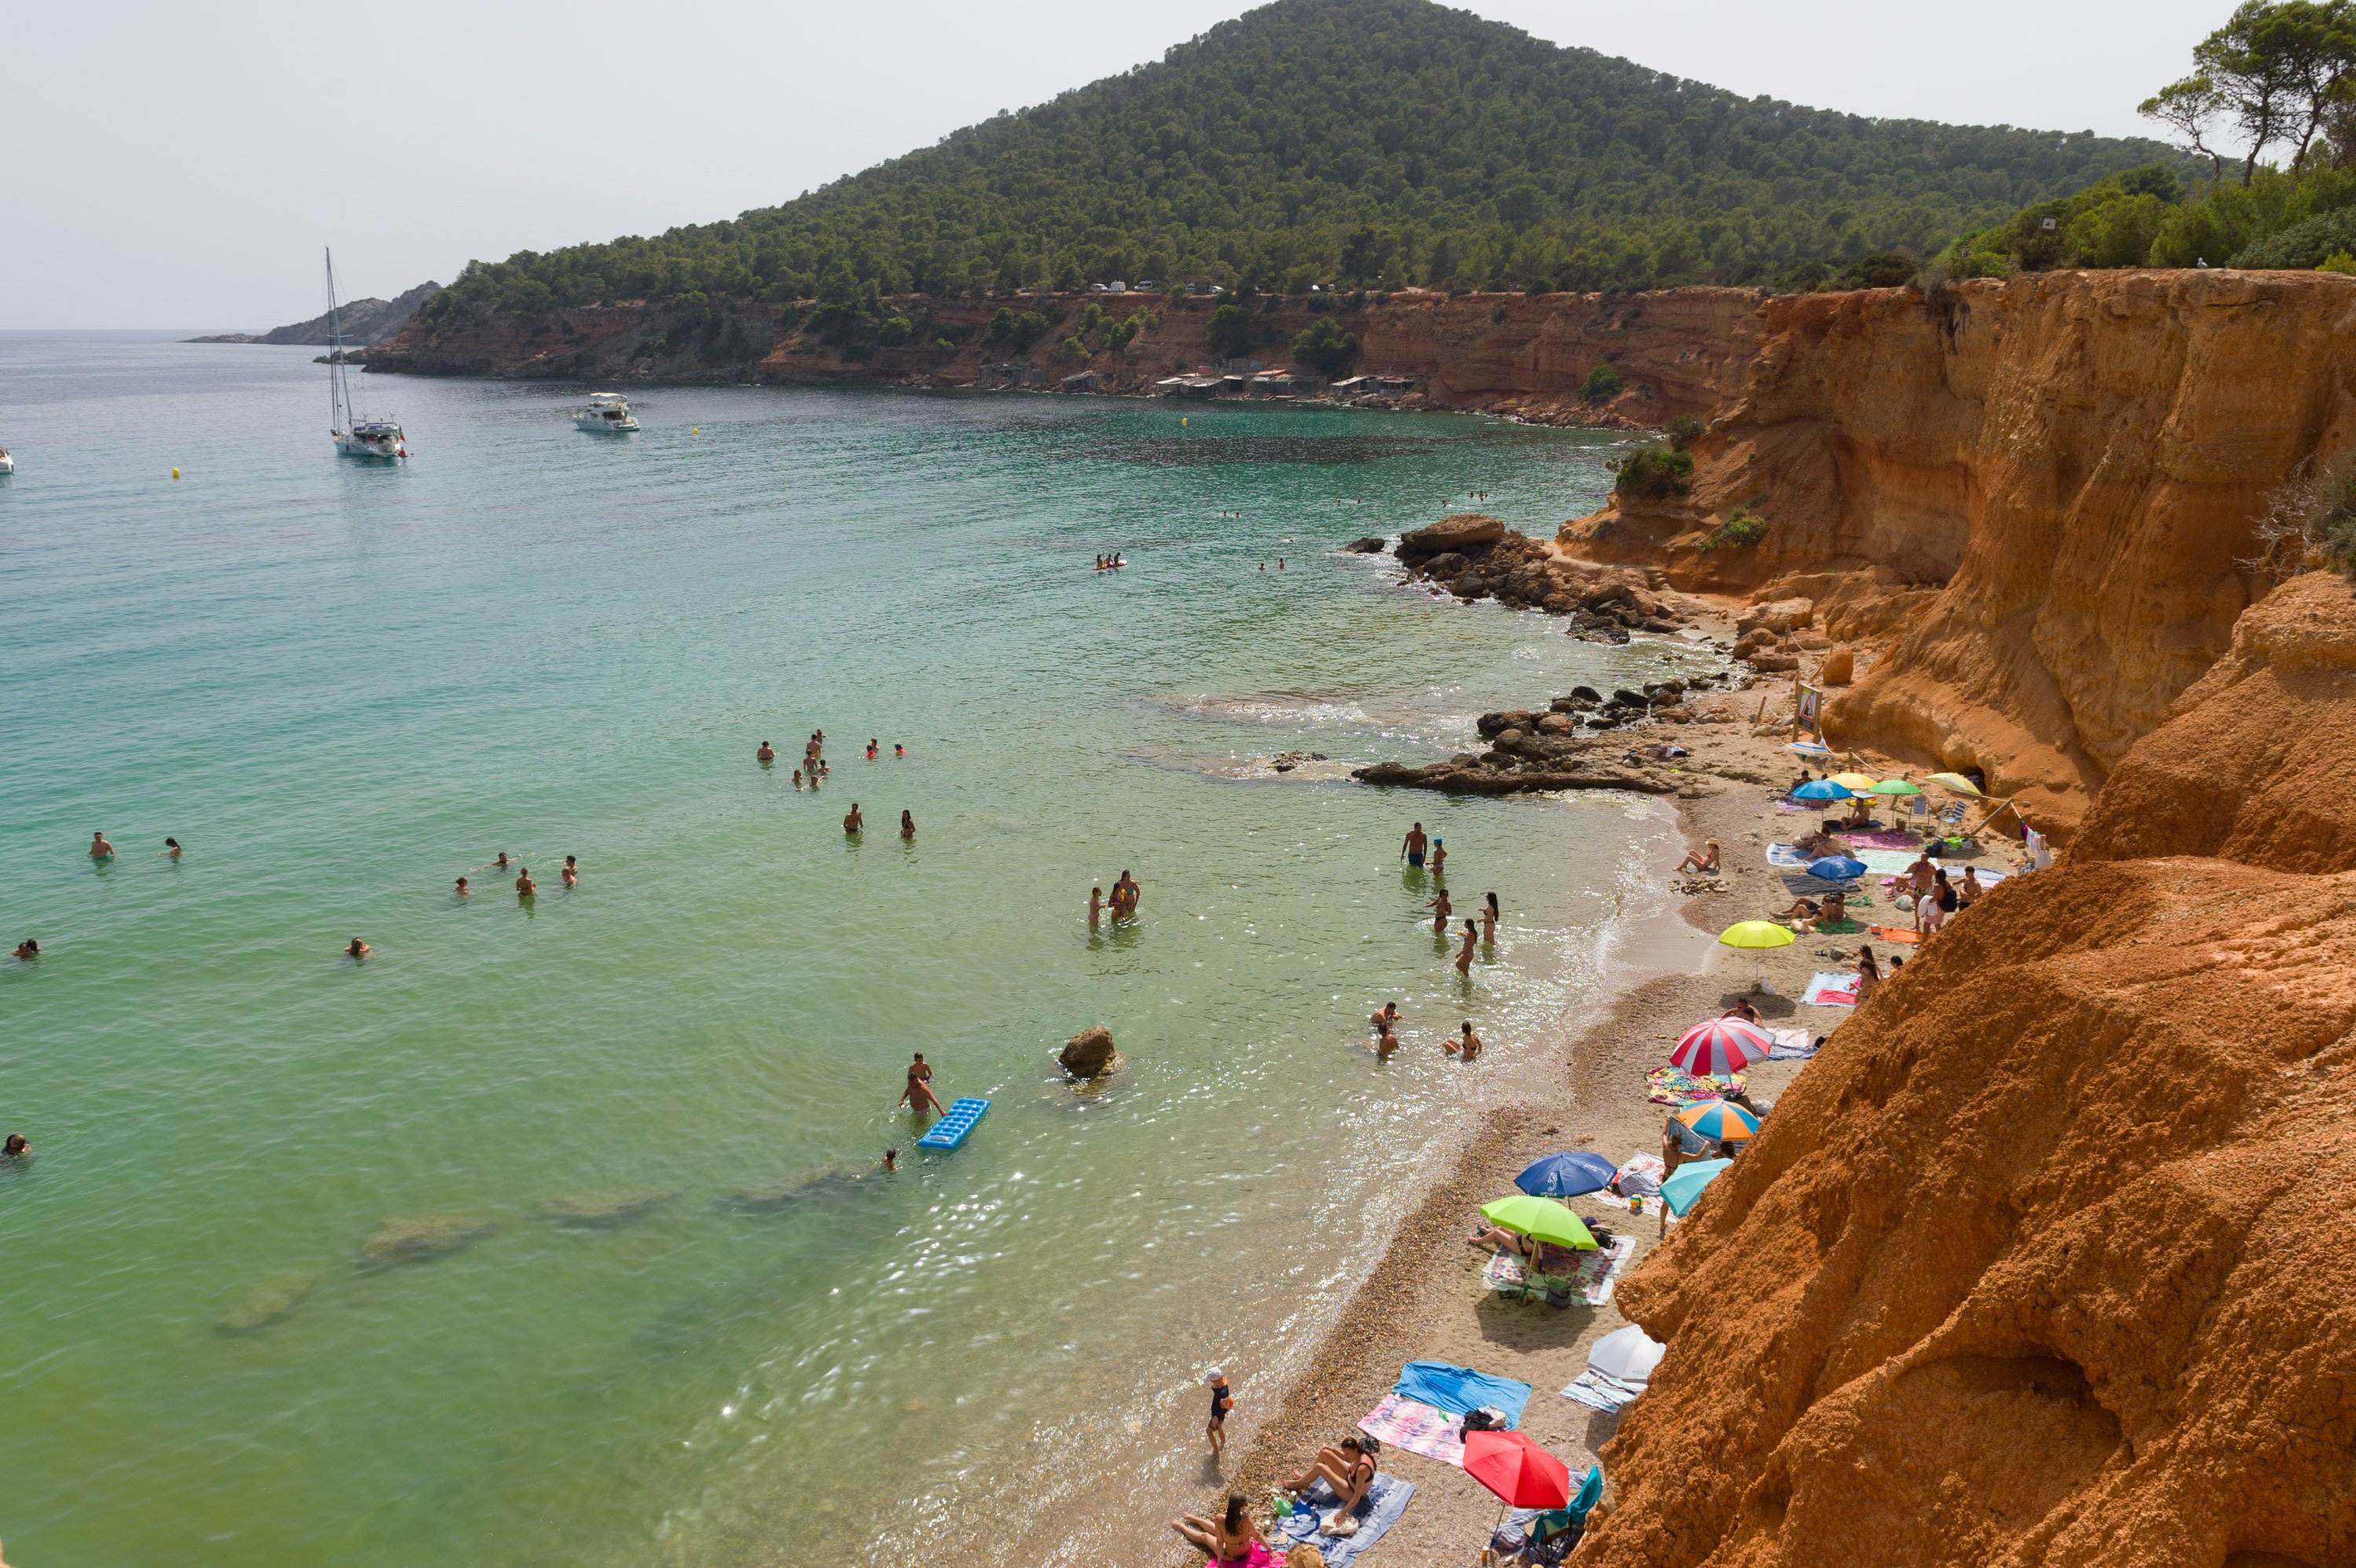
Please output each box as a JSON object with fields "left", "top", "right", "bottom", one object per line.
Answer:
{"left": 1796, "top": 823, "right": 1849, "bottom": 858}
{"left": 1172, "top": 1493, "right": 1263, "bottom": 1565}
{"left": 1448, "top": 1022, "right": 1482, "bottom": 1062}
{"left": 1283, "top": 1437, "right": 1381, "bottom": 1530}
{"left": 899, "top": 1052, "right": 947, "bottom": 1117}
{"left": 1676, "top": 840, "right": 1720, "bottom": 873}
{"left": 1772, "top": 890, "right": 1846, "bottom": 930}
{"left": 1468, "top": 1223, "right": 1538, "bottom": 1261}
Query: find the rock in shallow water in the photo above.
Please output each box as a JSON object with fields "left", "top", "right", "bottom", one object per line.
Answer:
{"left": 1059, "top": 1025, "right": 1121, "bottom": 1079}
{"left": 218, "top": 1273, "right": 314, "bottom": 1335}
{"left": 357, "top": 1216, "right": 493, "bottom": 1272}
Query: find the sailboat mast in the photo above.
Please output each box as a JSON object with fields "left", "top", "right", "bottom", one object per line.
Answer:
{"left": 325, "top": 247, "right": 348, "bottom": 432}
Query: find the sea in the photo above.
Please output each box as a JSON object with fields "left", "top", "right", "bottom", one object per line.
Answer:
{"left": 0, "top": 332, "right": 1714, "bottom": 1566}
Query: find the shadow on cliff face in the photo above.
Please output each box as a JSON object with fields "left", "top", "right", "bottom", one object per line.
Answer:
{"left": 1585, "top": 573, "right": 2356, "bottom": 1568}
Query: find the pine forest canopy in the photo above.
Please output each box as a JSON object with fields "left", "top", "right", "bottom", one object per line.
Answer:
{"left": 419, "top": 0, "right": 2179, "bottom": 326}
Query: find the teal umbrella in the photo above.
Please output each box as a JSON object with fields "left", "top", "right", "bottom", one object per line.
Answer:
{"left": 1660, "top": 1158, "right": 1733, "bottom": 1217}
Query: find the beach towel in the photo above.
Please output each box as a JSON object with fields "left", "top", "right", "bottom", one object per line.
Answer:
{"left": 1395, "top": 1361, "right": 1531, "bottom": 1427}
{"left": 1562, "top": 1234, "right": 1637, "bottom": 1304}
{"left": 1765, "top": 843, "right": 1809, "bottom": 868}
{"left": 1358, "top": 1394, "right": 1467, "bottom": 1465}
{"left": 1647, "top": 1067, "right": 1742, "bottom": 1106}
{"left": 1870, "top": 924, "right": 1921, "bottom": 944}
{"left": 1560, "top": 1369, "right": 1648, "bottom": 1414}
{"left": 1810, "top": 918, "right": 1864, "bottom": 934}
{"left": 1275, "top": 1474, "right": 1415, "bottom": 1568}
{"left": 1773, "top": 799, "right": 1815, "bottom": 813}
{"left": 1842, "top": 827, "right": 1923, "bottom": 850}
{"left": 1766, "top": 1028, "right": 1817, "bottom": 1059}
{"left": 1854, "top": 849, "right": 1921, "bottom": 876}
{"left": 1613, "top": 1153, "right": 1666, "bottom": 1197}
{"left": 1802, "top": 972, "right": 1860, "bottom": 1007}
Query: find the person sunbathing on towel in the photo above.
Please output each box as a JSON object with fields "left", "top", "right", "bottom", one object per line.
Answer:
{"left": 1283, "top": 1437, "right": 1381, "bottom": 1531}
{"left": 1797, "top": 821, "right": 1850, "bottom": 858}
{"left": 1842, "top": 796, "right": 1876, "bottom": 827}
{"left": 1772, "top": 890, "right": 1846, "bottom": 930}
{"left": 1466, "top": 1223, "right": 1538, "bottom": 1261}
{"left": 1674, "top": 839, "right": 1718, "bottom": 873}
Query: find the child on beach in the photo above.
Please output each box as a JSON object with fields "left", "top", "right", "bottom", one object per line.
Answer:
{"left": 1203, "top": 1368, "right": 1234, "bottom": 1457}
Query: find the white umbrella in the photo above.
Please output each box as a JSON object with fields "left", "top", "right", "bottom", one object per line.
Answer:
{"left": 1589, "top": 1324, "right": 1666, "bottom": 1386}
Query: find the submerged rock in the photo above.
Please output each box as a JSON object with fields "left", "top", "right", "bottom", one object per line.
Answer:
{"left": 1059, "top": 1025, "right": 1121, "bottom": 1079}
{"left": 1343, "top": 536, "right": 1388, "bottom": 554}
{"left": 218, "top": 1273, "right": 314, "bottom": 1335}
{"left": 357, "top": 1215, "right": 493, "bottom": 1272}
{"left": 711, "top": 1167, "right": 867, "bottom": 1215}
{"left": 531, "top": 1192, "right": 677, "bottom": 1231}
{"left": 1269, "top": 750, "right": 1329, "bottom": 773}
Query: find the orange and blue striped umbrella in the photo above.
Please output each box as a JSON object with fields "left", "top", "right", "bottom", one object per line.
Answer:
{"left": 1674, "top": 1100, "right": 1760, "bottom": 1144}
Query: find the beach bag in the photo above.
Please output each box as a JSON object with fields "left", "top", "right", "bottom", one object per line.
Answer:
{"left": 1460, "top": 1405, "right": 1507, "bottom": 1437}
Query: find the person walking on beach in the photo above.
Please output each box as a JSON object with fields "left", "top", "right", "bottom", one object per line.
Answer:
{"left": 1481, "top": 892, "right": 1499, "bottom": 945}
{"left": 1400, "top": 822, "right": 1427, "bottom": 870}
{"left": 1088, "top": 886, "right": 1104, "bottom": 930}
{"left": 843, "top": 803, "right": 864, "bottom": 835}
{"left": 90, "top": 832, "right": 114, "bottom": 860}
{"left": 899, "top": 810, "right": 915, "bottom": 840}
{"left": 1429, "top": 886, "right": 1452, "bottom": 935}
{"left": 1203, "top": 1368, "right": 1234, "bottom": 1458}
{"left": 900, "top": 1052, "right": 946, "bottom": 1118}
{"left": 1455, "top": 919, "right": 1477, "bottom": 976}
{"left": 516, "top": 866, "right": 536, "bottom": 898}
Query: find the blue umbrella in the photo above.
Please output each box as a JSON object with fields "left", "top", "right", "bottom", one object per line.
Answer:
{"left": 1791, "top": 779, "right": 1852, "bottom": 801}
{"left": 1807, "top": 856, "right": 1867, "bottom": 882}
{"left": 1660, "top": 1157, "right": 1733, "bottom": 1217}
{"left": 1514, "top": 1151, "right": 1619, "bottom": 1198}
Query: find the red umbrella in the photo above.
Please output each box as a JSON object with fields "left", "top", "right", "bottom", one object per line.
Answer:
{"left": 1669, "top": 1017, "right": 1772, "bottom": 1078}
{"left": 1463, "top": 1429, "right": 1572, "bottom": 1510}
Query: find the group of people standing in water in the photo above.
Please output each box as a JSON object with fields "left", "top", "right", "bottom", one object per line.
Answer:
{"left": 1366, "top": 819, "right": 1500, "bottom": 1062}
{"left": 1086, "top": 871, "right": 1143, "bottom": 929}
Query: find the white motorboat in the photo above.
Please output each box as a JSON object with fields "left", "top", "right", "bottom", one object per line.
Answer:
{"left": 0, "top": 446, "right": 13, "bottom": 475}
{"left": 324, "top": 249, "right": 406, "bottom": 461}
{"left": 574, "top": 392, "right": 641, "bottom": 433}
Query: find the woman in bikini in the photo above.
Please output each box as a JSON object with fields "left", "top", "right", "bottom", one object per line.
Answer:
{"left": 1455, "top": 919, "right": 1478, "bottom": 977}
{"left": 1481, "top": 892, "right": 1499, "bottom": 944}
{"left": 1283, "top": 1437, "right": 1381, "bottom": 1531}
{"left": 1171, "top": 1492, "right": 1264, "bottom": 1564}
{"left": 1675, "top": 839, "right": 1719, "bottom": 874}
{"left": 1429, "top": 886, "right": 1452, "bottom": 936}
{"left": 1855, "top": 946, "right": 1882, "bottom": 1004}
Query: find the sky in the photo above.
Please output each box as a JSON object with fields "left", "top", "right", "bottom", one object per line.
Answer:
{"left": 5, "top": 0, "right": 2229, "bottom": 329}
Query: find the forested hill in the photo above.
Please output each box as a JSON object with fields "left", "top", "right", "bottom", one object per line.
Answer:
{"left": 420, "top": 0, "right": 2176, "bottom": 323}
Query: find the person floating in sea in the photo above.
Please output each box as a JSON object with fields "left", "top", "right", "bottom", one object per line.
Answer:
{"left": 881, "top": 1146, "right": 898, "bottom": 1172}
{"left": 843, "top": 803, "right": 864, "bottom": 835}
{"left": 12, "top": 939, "right": 38, "bottom": 961}
{"left": 899, "top": 1052, "right": 947, "bottom": 1118}
{"left": 866, "top": 739, "right": 879, "bottom": 760}
{"left": 515, "top": 866, "right": 536, "bottom": 898}
{"left": 1429, "top": 886, "right": 1452, "bottom": 936}
{"left": 894, "top": 744, "right": 905, "bottom": 758}
{"left": 1203, "top": 1368, "right": 1235, "bottom": 1458}
{"left": 1429, "top": 837, "right": 1447, "bottom": 879}
{"left": 345, "top": 938, "right": 371, "bottom": 960}
{"left": 454, "top": 877, "right": 470, "bottom": 897}
{"left": 899, "top": 810, "right": 915, "bottom": 840}
{"left": 757, "top": 740, "right": 776, "bottom": 764}
{"left": 1087, "top": 885, "right": 1103, "bottom": 930}
{"left": 1400, "top": 821, "right": 1427, "bottom": 871}
{"left": 1481, "top": 892, "right": 1499, "bottom": 945}
{"left": 1455, "top": 919, "right": 1477, "bottom": 976}
{"left": 562, "top": 856, "right": 580, "bottom": 889}
{"left": 1449, "top": 1022, "right": 1483, "bottom": 1062}
{"left": 493, "top": 852, "right": 512, "bottom": 871}
{"left": 90, "top": 832, "right": 114, "bottom": 860}
{"left": 3, "top": 1133, "right": 28, "bottom": 1160}
{"left": 165, "top": 837, "right": 182, "bottom": 859}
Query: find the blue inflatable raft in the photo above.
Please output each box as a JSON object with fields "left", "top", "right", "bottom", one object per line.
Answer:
{"left": 917, "top": 1097, "right": 990, "bottom": 1151}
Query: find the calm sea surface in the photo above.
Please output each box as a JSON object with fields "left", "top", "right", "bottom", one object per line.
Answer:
{"left": 0, "top": 334, "right": 1708, "bottom": 1565}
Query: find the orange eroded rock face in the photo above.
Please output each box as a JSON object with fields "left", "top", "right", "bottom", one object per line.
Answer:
{"left": 1562, "top": 271, "right": 2356, "bottom": 837}
{"left": 1586, "top": 580, "right": 2356, "bottom": 1568}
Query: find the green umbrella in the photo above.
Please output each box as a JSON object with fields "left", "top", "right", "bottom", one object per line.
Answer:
{"left": 1868, "top": 778, "right": 1921, "bottom": 796}
{"left": 1479, "top": 1193, "right": 1599, "bottom": 1251}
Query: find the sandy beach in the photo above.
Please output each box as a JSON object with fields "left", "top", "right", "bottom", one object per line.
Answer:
{"left": 1171, "top": 673, "right": 2007, "bottom": 1565}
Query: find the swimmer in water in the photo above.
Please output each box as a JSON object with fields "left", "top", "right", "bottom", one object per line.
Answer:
{"left": 1088, "top": 885, "right": 1103, "bottom": 930}
{"left": 792, "top": 769, "right": 804, "bottom": 790}
{"left": 493, "top": 852, "right": 511, "bottom": 871}
{"left": 1372, "top": 1024, "right": 1399, "bottom": 1060}
{"left": 1369, "top": 1001, "right": 1402, "bottom": 1033}
{"left": 4, "top": 1133, "right": 28, "bottom": 1158}
{"left": 1482, "top": 893, "right": 1498, "bottom": 944}
{"left": 757, "top": 741, "right": 776, "bottom": 764}
{"left": 562, "top": 856, "right": 580, "bottom": 888}
{"left": 13, "top": 940, "right": 38, "bottom": 961}
{"left": 1451, "top": 1022, "right": 1482, "bottom": 1062}
{"left": 90, "top": 832, "right": 114, "bottom": 860}
{"left": 844, "top": 804, "right": 864, "bottom": 835}
{"left": 1400, "top": 822, "right": 1426, "bottom": 870}
{"left": 894, "top": 744, "right": 904, "bottom": 758}
{"left": 515, "top": 867, "right": 536, "bottom": 897}
{"left": 900, "top": 810, "right": 915, "bottom": 840}
{"left": 165, "top": 837, "right": 182, "bottom": 859}
{"left": 882, "top": 1146, "right": 898, "bottom": 1172}
{"left": 454, "top": 877, "right": 470, "bottom": 897}
{"left": 345, "top": 938, "right": 371, "bottom": 959}
{"left": 1430, "top": 838, "right": 1447, "bottom": 879}
{"left": 866, "top": 739, "right": 878, "bottom": 760}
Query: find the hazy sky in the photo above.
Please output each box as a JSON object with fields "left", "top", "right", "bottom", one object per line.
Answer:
{"left": 7, "top": 0, "right": 2227, "bottom": 328}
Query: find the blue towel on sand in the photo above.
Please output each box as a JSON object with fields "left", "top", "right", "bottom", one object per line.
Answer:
{"left": 1277, "top": 1474, "right": 1414, "bottom": 1568}
{"left": 1394, "top": 1361, "right": 1532, "bottom": 1427}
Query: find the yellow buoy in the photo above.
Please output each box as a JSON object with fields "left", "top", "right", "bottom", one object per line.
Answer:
{"left": 691, "top": 426, "right": 699, "bottom": 435}
{"left": 171, "top": 468, "right": 181, "bottom": 479}
{"left": 1180, "top": 417, "right": 1188, "bottom": 426}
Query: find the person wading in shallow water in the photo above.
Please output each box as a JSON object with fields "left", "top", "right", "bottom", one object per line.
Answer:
{"left": 899, "top": 1052, "right": 947, "bottom": 1118}
{"left": 1400, "top": 822, "right": 1427, "bottom": 870}
{"left": 1088, "top": 886, "right": 1104, "bottom": 930}
{"left": 1455, "top": 919, "right": 1477, "bottom": 976}
{"left": 843, "top": 803, "right": 864, "bottom": 835}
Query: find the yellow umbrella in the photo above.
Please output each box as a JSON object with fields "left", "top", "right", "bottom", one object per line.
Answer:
{"left": 1925, "top": 772, "right": 1983, "bottom": 796}
{"left": 1718, "top": 921, "right": 1795, "bottom": 950}
{"left": 1830, "top": 772, "right": 1879, "bottom": 791}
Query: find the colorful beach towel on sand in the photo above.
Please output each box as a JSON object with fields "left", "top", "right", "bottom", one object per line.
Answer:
{"left": 1855, "top": 849, "right": 1922, "bottom": 876}
{"left": 1484, "top": 1234, "right": 1636, "bottom": 1307}
{"left": 1359, "top": 1394, "right": 1467, "bottom": 1465}
{"left": 1395, "top": 1361, "right": 1532, "bottom": 1427}
{"left": 1802, "top": 972, "right": 1860, "bottom": 1007}
{"left": 1561, "top": 1369, "right": 1648, "bottom": 1414}
{"left": 1870, "top": 924, "right": 1922, "bottom": 944}
{"left": 1562, "top": 1234, "right": 1637, "bottom": 1304}
{"left": 1614, "top": 1153, "right": 1666, "bottom": 1197}
{"left": 1765, "top": 843, "right": 1809, "bottom": 868}
{"left": 1842, "top": 827, "right": 1923, "bottom": 850}
{"left": 1648, "top": 1067, "right": 1742, "bottom": 1106}
{"left": 1275, "top": 1474, "right": 1415, "bottom": 1568}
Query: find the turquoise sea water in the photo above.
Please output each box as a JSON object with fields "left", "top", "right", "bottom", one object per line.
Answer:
{"left": 0, "top": 335, "right": 1707, "bottom": 1566}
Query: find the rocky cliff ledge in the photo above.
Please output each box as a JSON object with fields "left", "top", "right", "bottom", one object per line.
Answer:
{"left": 367, "top": 287, "right": 1765, "bottom": 428}
{"left": 1585, "top": 572, "right": 2356, "bottom": 1568}
{"left": 1559, "top": 269, "right": 2356, "bottom": 837}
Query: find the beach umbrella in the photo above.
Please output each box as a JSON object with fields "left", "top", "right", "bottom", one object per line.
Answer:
{"left": 1784, "top": 741, "right": 1833, "bottom": 759}
{"left": 1588, "top": 1325, "right": 1666, "bottom": 1386}
{"left": 1925, "top": 772, "right": 1983, "bottom": 796}
{"left": 1830, "top": 772, "right": 1879, "bottom": 791}
{"left": 1868, "top": 778, "right": 1922, "bottom": 796}
{"left": 1806, "top": 855, "right": 1867, "bottom": 883}
{"left": 1660, "top": 1157, "right": 1733, "bottom": 1216}
{"left": 1670, "top": 1018, "right": 1772, "bottom": 1077}
{"left": 1465, "top": 1430, "right": 1573, "bottom": 1511}
{"left": 1717, "top": 921, "right": 1794, "bottom": 951}
{"left": 1790, "top": 778, "right": 1852, "bottom": 801}
{"left": 1480, "top": 1193, "right": 1599, "bottom": 1250}
{"left": 1514, "top": 1151, "right": 1619, "bottom": 1198}
{"left": 1675, "top": 1100, "right": 1761, "bottom": 1145}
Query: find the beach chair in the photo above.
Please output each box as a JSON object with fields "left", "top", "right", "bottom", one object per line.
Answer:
{"left": 1935, "top": 800, "right": 1979, "bottom": 847}
{"left": 1484, "top": 1468, "right": 1603, "bottom": 1566}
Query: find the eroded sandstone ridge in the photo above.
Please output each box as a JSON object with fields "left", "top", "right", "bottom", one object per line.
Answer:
{"left": 1586, "top": 572, "right": 2356, "bottom": 1568}
{"left": 1560, "top": 270, "right": 2356, "bottom": 835}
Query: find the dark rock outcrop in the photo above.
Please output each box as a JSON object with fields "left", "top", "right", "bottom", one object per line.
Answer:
{"left": 1059, "top": 1025, "right": 1121, "bottom": 1078}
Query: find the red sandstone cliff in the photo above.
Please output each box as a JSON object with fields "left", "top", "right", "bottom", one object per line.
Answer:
{"left": 1560, "top": 271, "right": 2356, "bottom": 835}
{"left": 1586, "top": 573, "right": 2356, "bottom": 1568}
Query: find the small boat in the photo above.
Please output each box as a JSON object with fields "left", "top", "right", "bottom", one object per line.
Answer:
{"left": 324, "top": 248, "right": 406, "bottom": 462}
{"left": 0, "top": 445, "right": 13, "bottom": 475}
{"left": 573, "top": 392, "right": 641, "bottom": 433}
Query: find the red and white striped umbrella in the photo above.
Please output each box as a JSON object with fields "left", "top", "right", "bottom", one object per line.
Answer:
{"left": 1670, "top": 1017, "right": 1772, "bottom": 1077}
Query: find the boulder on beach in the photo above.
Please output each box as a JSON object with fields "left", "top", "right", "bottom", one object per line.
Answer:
{"left": 357, "top": 1215, "right": 492, "bottom": 1272}
{"left": 1396, "top": 513, "right": 1506, "bottom": 565}
{"left": 1344, "top": 536, "right": 1388, "bottom": 554}
{"left": 1820, "top": 645, "right": 1856, "bottom": 685}
{"left": 1059, "top": 1025, "right": 1121, "bottom": 1079}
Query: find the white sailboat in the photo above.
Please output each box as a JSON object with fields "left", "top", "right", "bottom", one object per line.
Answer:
{"left": 325, "top": 248, "right": 406, "bottom": 461}
{"left": 573, "top": 391, "right": 641, "bottom": 433}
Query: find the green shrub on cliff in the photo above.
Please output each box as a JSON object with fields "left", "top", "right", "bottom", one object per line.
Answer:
{"left": 1208, "top": 303, "right": 1260, "bottom": 361}
{"left": 1700, "top": 507, "right": 1769, "bottom": 550}
{"left": 1291, "top": 316, "right": 1359, "bottom": 375}
{"left": 1666, "top": 414, "right": 1705, "bottom": 451}
{"left": 413, "top": 0, "right": 2175, "bottom": 331}
{"left": 876, "top": 314, "right": 916, "bottom": 346}
{"left": 1614, "top": 448, "right": 1694, "bottom": 501}
{"left": 1582, "top": 364, "right": 1624, "bottom": 403}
